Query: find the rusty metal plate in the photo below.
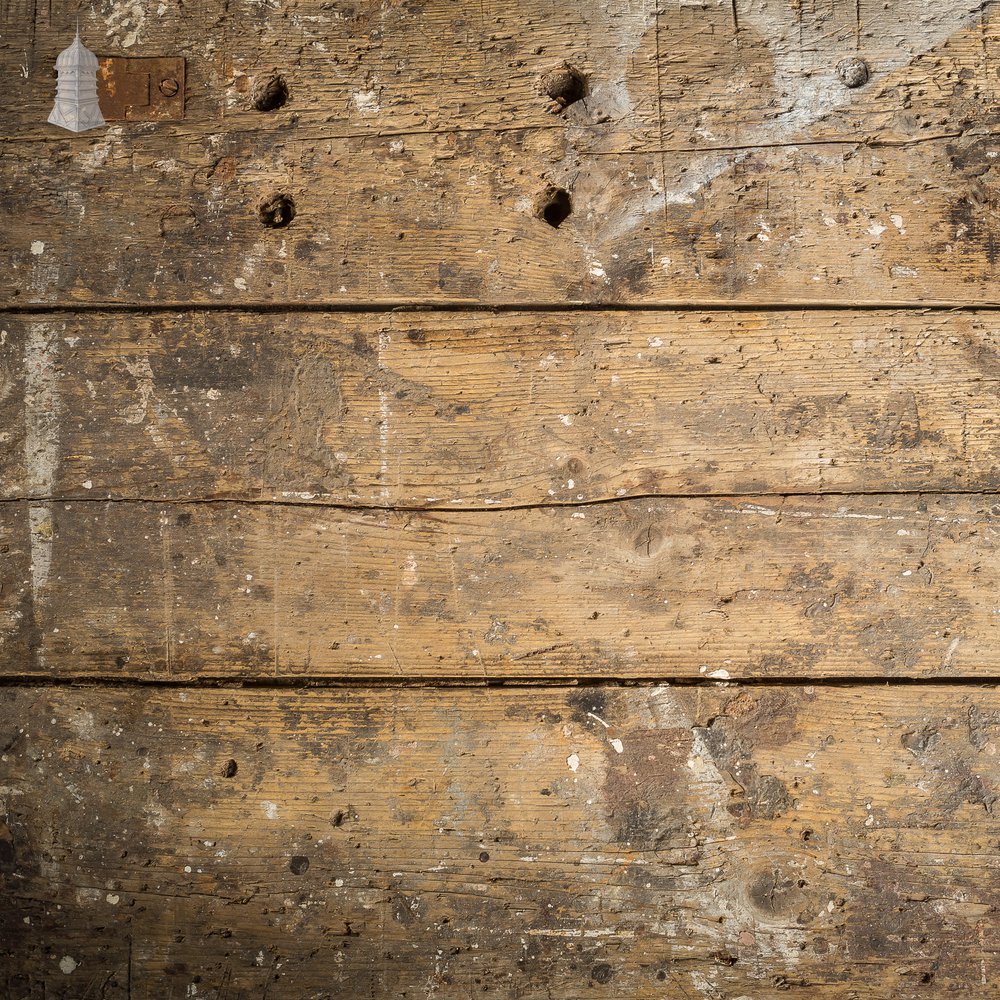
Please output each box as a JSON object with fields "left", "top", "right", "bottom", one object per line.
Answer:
{"left": 97, "top": 57, "right": 185, "bottom": 121}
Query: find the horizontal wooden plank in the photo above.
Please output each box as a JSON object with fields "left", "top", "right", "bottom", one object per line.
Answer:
{"left": 4, "top": 309, "right": 1000, "bottom": 506}
{"left": 0, "top": 494, "right": 994, "bottom": 680}
{"left": 3, "top": 2, "right": 998, "bottom": 305}
{"left": 3, "top": 683, "right": 1000, "bottom": 998}
{"left": 2, "top": 0, "right": 991, "bottom": 146}
{"left": 7, "top": 129, "right": 1000, "bottom": 307}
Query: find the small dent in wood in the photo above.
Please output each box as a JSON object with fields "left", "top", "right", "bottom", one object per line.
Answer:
{"left": 539, "top": 62, "right": 586, "bottom": 110}
{"left": 534, "top": 186, "right": 572, "bottom": 228}
{"left": 253, "top": 75, "right": 289, "bottom": 112}
{"left": 590, "top": 962, "right": 613, "bottom": 984}
{"left": 259, "top": 194, "right": 296, "bottom": 229}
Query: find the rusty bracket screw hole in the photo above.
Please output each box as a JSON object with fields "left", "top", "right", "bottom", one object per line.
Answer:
{"left": 534, "top": 186, "right": 572, "bottom": 228}
{"left": 258, "top": 193, "right": 296, "bottom": 229}
{"left": 254, "top": 75, "right": 290, "bottom": 112}
{"left": 540, "top": 62, "right": 586, "bottom": 110}
{"left": 836, "top": 56, "right": 870, "bottom": 88}
{"left": 159, "top": 77, "right": 180, "bottom": 97}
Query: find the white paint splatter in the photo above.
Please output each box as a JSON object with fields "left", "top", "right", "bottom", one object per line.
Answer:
{"left": 352, "top": 89, "right": 381, "bottom": 115}
{"left": 609, "top": 738, "right": 624, "bottom": 754}
{"left": 377, "top": 329, "right": 391, "bottom": 500}
{"left": 59, "top": 956, "right": 78, "bottom": 975}
{"left": 566, "top": 753, "right": 580, "bottom": 773}
{"left": 104, "top": 1, "right": 148, "bottom": 48}
{"left": 30, "top": 241, "right": 45, "bottom": 256}
{"left": 942, "top": 636, "right": 962, "bottom": 668}
{"left": 261, "top": 800, "right": 279, "bottom": 819}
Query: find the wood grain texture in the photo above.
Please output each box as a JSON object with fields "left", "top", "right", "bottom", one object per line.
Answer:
{"left": 3, "top": 1, "right": 999, "bottom": 305}
{"left": 3, "top": 0, "right": 991, "bottom": 143}
{"left": 3, "top": 683, "right": 1000, "bottom": 999}
{"left": 0, "top": 494, "right": 993, "bottom": 680}
{"left": 4, "top": 308, "right": 1000, "bottom": 506}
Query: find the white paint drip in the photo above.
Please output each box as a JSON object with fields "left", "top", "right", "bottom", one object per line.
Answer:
{"left": 25, "top": 323, "right": 61, "bottom": 617}
{"left": 377, "top": 329, "right": 391, "bottom": 500}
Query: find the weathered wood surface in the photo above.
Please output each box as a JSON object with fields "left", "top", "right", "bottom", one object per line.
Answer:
{"left": 6, "top": 309, "right": 1000, "bottom": 506}
{"left": 1, "top": 494, "right": 993, "bottom": 680}
{"left": 3, "top": 683, "right": 999, "bottom": 999}
{"left": 3, "top": 0, "right": 992, "bottom": 143}
{"left": 3, "top": 1, "right": 1000, "bottom": 305}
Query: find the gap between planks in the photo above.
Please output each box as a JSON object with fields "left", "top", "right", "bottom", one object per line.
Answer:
{"left": 7, "top": 299, "right": 1000, "bottom": 315}
{"left": 4, "top": 489, "right": 1000, "bottom": 516}
{"left": 2, "top": 675, "right": 1000, "bottom": 690}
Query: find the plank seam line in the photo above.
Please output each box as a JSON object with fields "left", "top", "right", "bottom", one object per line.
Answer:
{"left": 0, "top": 675, "right": 998, "bottom": 690}
{"left": 5, "top": 300, "right": 1000, "bottom": 315}
{"left": 4, "top": 124, "right": 968, "bottom": 151}
{"left": 5, "top": 489, "right": 1000, "bottom": 515}
{"left": 582, "top": 130, "right": 966, "bottom": 155}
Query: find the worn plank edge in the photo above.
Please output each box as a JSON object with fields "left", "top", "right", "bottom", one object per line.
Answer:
{"left": 1, "top": 675, "right": 1000, "bottom": 690}
{"left": 8, "top": 300, "right": 1000, "bottom": 314}
{"left": 6, "top": 490, "right": 1000, "bottom": 513}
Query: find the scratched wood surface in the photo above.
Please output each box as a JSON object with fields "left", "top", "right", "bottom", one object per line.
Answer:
{"left": 4, "top": 0, "right": 1000, "bottom": 995}
{"left": 3, "top": 1, "right": 1000, "bottom": 305}
{"left": 0, "top": 495, "right": 993, "bottom": 681}
{"left": 1, "top": 0, "right": 992, "bottom": 142}
{"left": 3, "top": 684, "right": 1000, "bottom": 1000}
{"left": 4, "top": 309, "right": 1000, "bottom": 505}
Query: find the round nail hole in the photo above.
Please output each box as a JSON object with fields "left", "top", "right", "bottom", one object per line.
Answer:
{"left": 258, "top": 193, "right": 296, "bottom": 229}
{"left": 540, "top": 62, "right": 586, "bottom": 109}
{"left": 534, "top": 186, "right": 572, "bottom": 228}
{"left": 254, "top": 75, "right": 289, "bottom": 112}
{"left": 837, "top": 56, "right": 870, "bottom": 88}
{"left": 221, "top": 759, "right": 238, "bottom": 778}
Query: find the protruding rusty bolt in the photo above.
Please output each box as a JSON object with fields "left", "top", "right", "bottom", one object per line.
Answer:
{"left": 836, "top": 57, "right": 870, "bottom": 88}
{"left": 159, "top": 77, "right": 180, "bottom": 97}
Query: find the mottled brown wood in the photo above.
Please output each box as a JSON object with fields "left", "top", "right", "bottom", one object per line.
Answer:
{"left": 3, "top": 1, "right": 998, "bottom": 305}
{"left": 5, "top": 0, "right": 1000, "bottom": 993}
{"left": 0, "top": 494, "right": 993, "bottom": 680}
{"left": 2, "top": 683, "right": 999, "bottom": 999}
{"left": 3, "top": 0, "right": 991, "bottom": 143}
{"left": 8, "top": 131, "right": 1000, "bottom": 307}
{"left": 4, "top": 309, "right": 1000, "bottom": 506}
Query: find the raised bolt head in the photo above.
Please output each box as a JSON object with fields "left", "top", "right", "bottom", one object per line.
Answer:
{"left": 837, "top": 57, "right": 870, "bottom": 88}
